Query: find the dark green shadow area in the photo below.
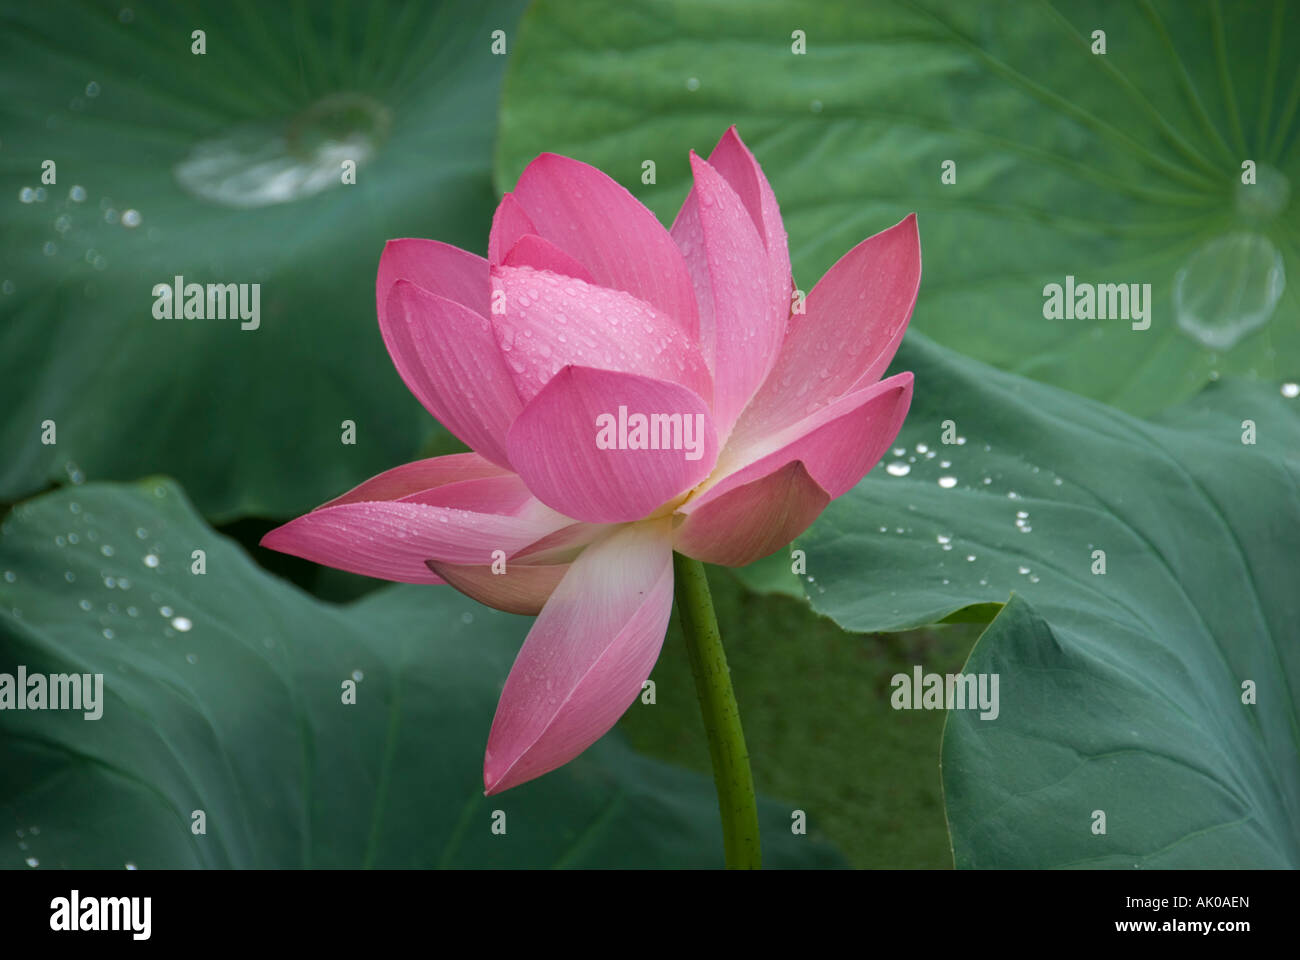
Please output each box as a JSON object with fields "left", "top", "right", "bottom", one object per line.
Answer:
{"left": 620, "top": 565, "right": 981, "bottom": 869}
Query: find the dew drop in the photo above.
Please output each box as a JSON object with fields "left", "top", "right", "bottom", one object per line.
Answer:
{"left": 1174, "top": 232, "right": 1285, "bottom": 349}
{"left": 25, "top": 857, "right": 38, "bottom": 868}
{"left": 351, "top": 669, "right": 363, "bottom": 682}
{"left": 159, "top": 605, "right": 173, "bottom": 617}
{"left": 1282, "top": 382, "right": 1299, "bottom": 398}
{"left": 885, "top": 462, "right": 911, "bottom": 477}
{"left": 937, "top": 476, "right": 957, "bottom": 489}
{"left": 69, "top": 185, "right": 86, "bottom": 203}
{"left": 966, "top": 554, "right": 977, "bottom": 562}
{"left": 121, "top": 209, "right": 141, "bottom": 228}
{"left": 185, "top": 653, "right": 197, "bottom": 665}
{"left": 143, "top": 554, "right": 159, "bottom": 568}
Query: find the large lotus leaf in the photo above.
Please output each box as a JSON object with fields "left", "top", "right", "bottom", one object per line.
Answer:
{"left": 1, "top": 0, "right": 522, "bottom": 520}
{"left": 793, "top": 330, "right": 1300, "bottom": 867}
{"left": 496, "top": 0, "right": 1300, "bottom": 415}
{"left": 0, "top": 479, "right": 842, "bottom": 869}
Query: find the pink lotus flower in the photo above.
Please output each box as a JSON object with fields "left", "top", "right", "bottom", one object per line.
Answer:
{"left": 262, "top": 127, "right": 919, "bottom": 795}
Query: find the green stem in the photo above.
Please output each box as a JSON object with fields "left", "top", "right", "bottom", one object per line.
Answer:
{"left": 672, "top": 552, "right": 761, "bottom": 870}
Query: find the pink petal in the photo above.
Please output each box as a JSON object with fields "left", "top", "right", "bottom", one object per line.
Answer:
{"left": 376, "top": 238, "right": 488, "bottom": 317}
{"left": 322, "top": 453, "right": 511, "bottom": 507}
{"left": 507, "top": 365, "right": 718, "bottom": 524}
{"left": 484, "top": 520, "right": 674, "bottom": 794}
{"left": 670, "top": 151, "right": 781, "bottom": 440}
{"left": 729, "top": 214, "right": 920, "bottom": 451}
{"left": 400, "top": 473, "right": 535, "bottom": 513}
{"left": 500, "top": 234, "right": 595, "bottom": 284}
{"left": 488, "top": 193, "right": 537, "bottom": 264}
{"left": 382, "top": 280, "right": 524, "bottom": 469}
{"left": 259, "top": 482, "right": 571, "bottom": 584}
{"left": 674, "top": 460, "right": 829, "bottom": 567}
{"left": 509, "top": 153, "right": 699, "bottom": 340}
{"left": 707, "top": 127, "right": 793, "bottom": 307}
{"left": 511, "top": 520, "right": 612, "bottom": 564}
{"left": 425, "top": 559, "right": 569, "bottom": 615}
{"left": 489, "top": 264, "right": 712, "bottom": 406}
{"left": 709, "top": 371, "right": 913, "bottom": 503}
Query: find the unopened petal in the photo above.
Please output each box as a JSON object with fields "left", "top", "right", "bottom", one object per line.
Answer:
{"left": 509, "top": 153, "right": 699, "bottom": 340}
{"left": 490, "top": 264, "right": 711, "bottom": 406}
{"left": 670, "top": 151, "right": 781, "bottom": 441}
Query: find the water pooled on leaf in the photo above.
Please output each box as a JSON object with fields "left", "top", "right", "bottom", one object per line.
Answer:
{"left": 1174, "top": 232, "right": 1285, "bottom": 350}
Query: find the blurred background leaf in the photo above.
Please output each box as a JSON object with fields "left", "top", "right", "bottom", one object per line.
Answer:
{"left": 497, "top": 0, "right": 1299, "bottom": 416}
{"left": 0, "top": 478, "right": 844, "bottom": 868}
{"left": 0, "top": 0, "right": 520, "bottom": 522}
